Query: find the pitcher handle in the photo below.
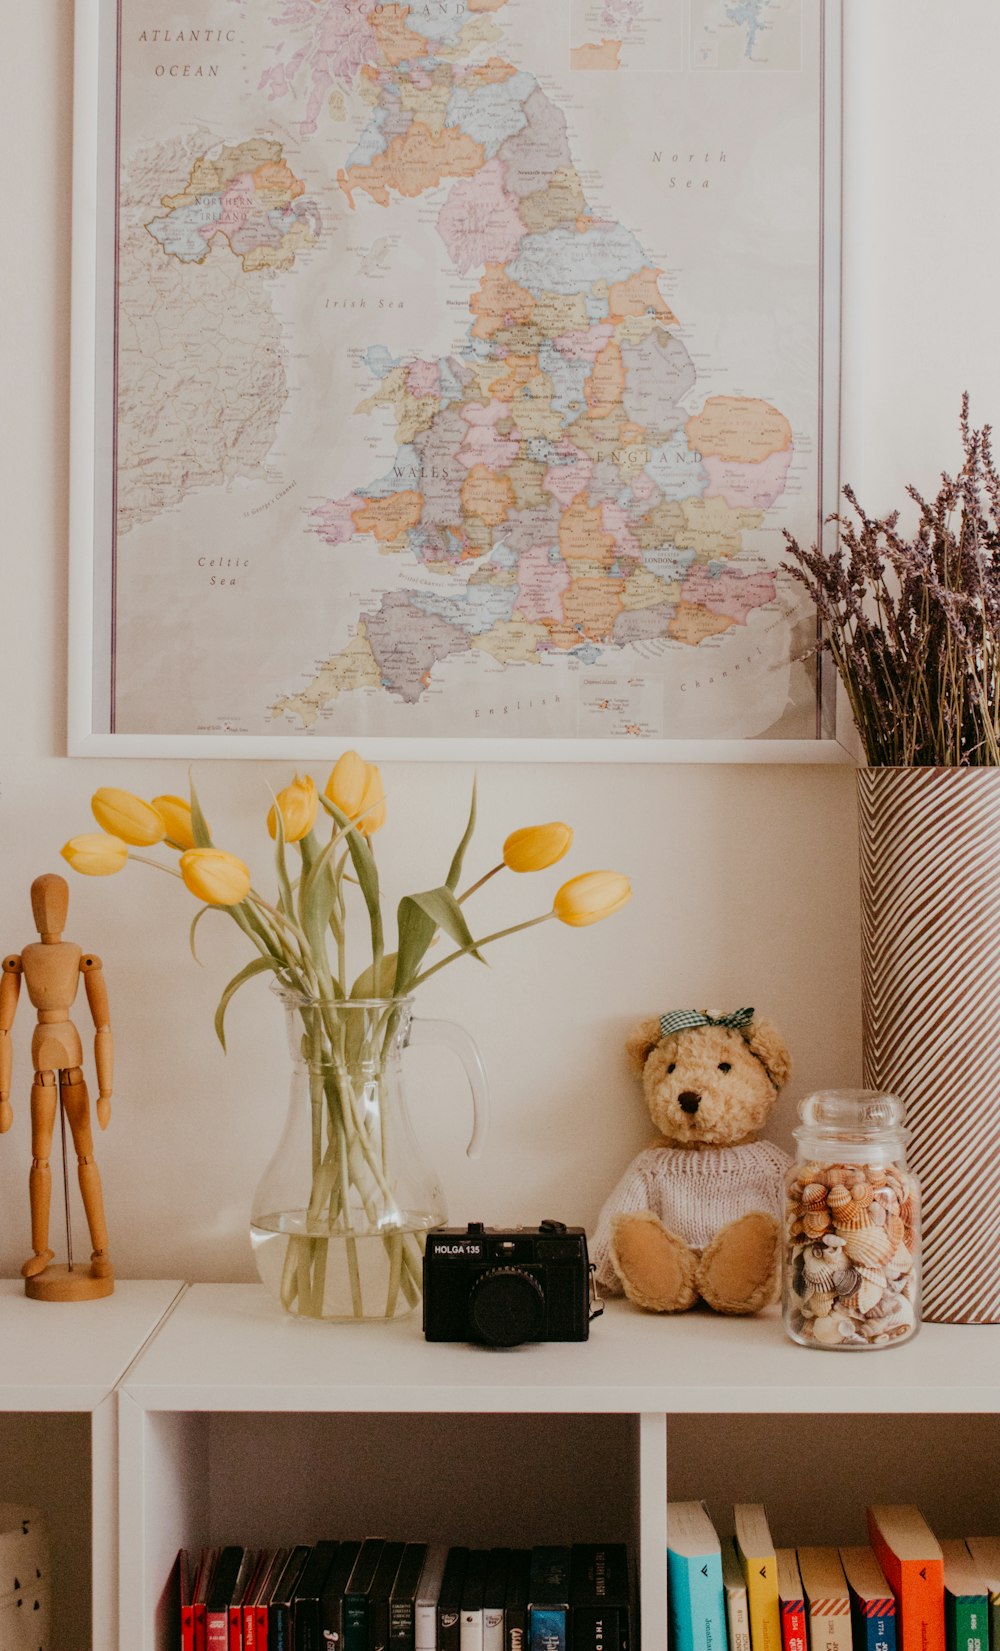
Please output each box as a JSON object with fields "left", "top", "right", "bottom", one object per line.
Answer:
{"left": 407, "top": 1018, "right": 490, "bottom": 1159}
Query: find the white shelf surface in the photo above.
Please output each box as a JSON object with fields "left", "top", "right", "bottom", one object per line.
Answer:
{"left": 120, "top": 1283, "right": 1000, "bottom": 1413}
{"left": 0, "top": 1278, "right": 185, "bottom": 1411}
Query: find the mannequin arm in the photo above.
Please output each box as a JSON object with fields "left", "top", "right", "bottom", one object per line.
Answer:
{"left": 82, "top": 955, "right": 113, "bottom": 1128}
{"left": 0, "top": 957, "right": 22, "bottom": 1131}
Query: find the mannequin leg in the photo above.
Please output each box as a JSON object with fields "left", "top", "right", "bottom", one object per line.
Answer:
{"left": 23, "top": 1073, "right": 57, "bottom": 1278}
{"left": 62, "top": 1069, "right": 112, "bottom": 1278}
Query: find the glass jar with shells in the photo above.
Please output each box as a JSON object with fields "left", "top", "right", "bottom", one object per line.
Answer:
{"left": 782, "top": 1090, "right": 920, "bottom": 1350}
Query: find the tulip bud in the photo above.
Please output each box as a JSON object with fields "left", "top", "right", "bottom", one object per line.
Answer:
{"left": 61, "top": 834, "right": 129, "bottom": 877}
{"left": 325, "top": 750, "right": 370, "bottom": 819}
{"left": 179, "top": 848, "right": 251, "bottom": 907}
{"left": 553, "top": 870, "right": 632, "bottom": 927}
{"left": 503, "top": 822, "right": 573, "bottom": 873}
{"left": 356, "top": 763, "right": 386, "bottom": 836}
{"left": 91, "top": 787, "right": 165, "bottom": 847}
{"left": 152, "top": 794, "right": 196, "bottom": 850}
{"left": 267, "top": 774, "right": 319, "bottom": 843}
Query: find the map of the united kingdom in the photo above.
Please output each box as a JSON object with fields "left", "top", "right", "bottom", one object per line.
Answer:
{"left": 107, "top": 0, "right": 825, "bottom": 743}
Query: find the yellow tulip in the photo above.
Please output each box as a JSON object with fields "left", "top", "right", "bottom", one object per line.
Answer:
{"left": 267, "top": 774, "right": 318, "bottom": 843}
{"left": 91, "top": 787, "right": 165, "bottom": 847}
{"left": 356, "top": 763, "right": 386, "bottom": 836}
{"left": 61, "top": 833, "right": 129, "bottom": 877}
{"left": 503, "top": 822, "right": 573, "bottom": 873}
{"left": 325, "top": 750, "right": 370, "bottom": 818}
{"left": 152, "top": 794, "right": 195, "bottom": 850}
{"left": 553, "top": 870, "right": 632, "bottom": 927}
{"left": 179, "top": 848, "right": 251, "bottom": 907}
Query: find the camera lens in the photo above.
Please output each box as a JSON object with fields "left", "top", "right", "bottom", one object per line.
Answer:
{"left": 468, "top": 1268, "right": 546, "bottom": 1347}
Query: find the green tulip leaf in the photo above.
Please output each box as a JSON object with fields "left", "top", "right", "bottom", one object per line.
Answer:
{"left": 395, "top": 885, "right": 484, "bottom": 993}
{"left": 187, "top": 771, "right": 213, "bottom": 848}
{"left": 214, "top": 955, "right": 287, "bottom": 1052}
{"left": 188, "top": 904, "right": 212, "bottom": 964}
{"left": 350, "top": 954, "right": 399, "bottom": 1000}
{"left": 446, "top": 776, "right": 478, "bottom": 893}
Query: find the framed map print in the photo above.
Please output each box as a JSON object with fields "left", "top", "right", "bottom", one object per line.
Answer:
{"left": 69, "top": 0, "right": 844, "bottom": 759}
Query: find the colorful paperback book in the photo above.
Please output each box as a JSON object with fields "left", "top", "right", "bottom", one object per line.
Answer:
{"left": 505, "top": 1550, "right": 531, "bottom": 1651}
{"left": 963, "top": 1541, "right": 1000, "bottom": 1651}
{"left": 798, "top": 1547, "right": 852, "bottom": 1651}
{"left": 940, "top": 1541, "right": 988, "bottom": 1651}
{"left": 734, "top": 1505, "right": 781, "bottom": 1651}
{"left": 483, "top": 1549, "right": 511, "bottom": 1651}
{"left": 415, "top": 1545, "right": 449, "bottom": 1651}
{"left": 439, "top": 1548, "right": 471, "bottom": 1651}
{"left": 839, "top": 1545, "right": 897, "bottom": 1651}
{"left": 206, "top": 1547, "right": 245, "bottom": 1651}
{"left": 667, "top": 1503, "right": 726, "bottom": 1651}
{"left": 775, "top": 1550, "right": 806, "bottom": 1651}
{"left": 390, "top": 1542, "right": 430, "bottom": 1651}
{"left": 293, "top": 1542, "right": 340, "bottom": 1651}
{"left": 720, "top": 1542, "right": 751, "bottom": 1651}
{"left": 867, "top": 1507, "right": 944, "bottom": 1651}
{"left": 528, "top": 1548, "right": 572, "bottom": 1651}
{"left": 570, "top": 1543, "right": 630, "bottom": 1651}
{"left": 321, "top": 1540, "right": 363, "bottom": 1651}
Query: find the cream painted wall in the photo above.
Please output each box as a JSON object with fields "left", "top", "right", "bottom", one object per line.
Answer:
{"left": 13, "top": 0, "right": 981, "bottom": 1285}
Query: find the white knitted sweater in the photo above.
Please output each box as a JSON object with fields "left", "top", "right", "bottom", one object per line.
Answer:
{"left": 591, "top": 1139, "right": 791, "bottom": 1293}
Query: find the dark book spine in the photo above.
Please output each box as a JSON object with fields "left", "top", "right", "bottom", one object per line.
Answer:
{"left": 345, "top": 1595, "right": 371, "bottom": 1651}
{"left": 571, "top": 1605, "right": 626, "bottom": 1651}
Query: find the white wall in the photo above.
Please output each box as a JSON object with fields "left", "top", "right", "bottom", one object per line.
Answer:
{"left": 5, "top": 0, "right": 978, "bottom": 1285}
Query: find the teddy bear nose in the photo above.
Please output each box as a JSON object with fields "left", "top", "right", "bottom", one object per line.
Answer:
{"left": 678, "top": 1091, "right": 701, "bottom": 1114}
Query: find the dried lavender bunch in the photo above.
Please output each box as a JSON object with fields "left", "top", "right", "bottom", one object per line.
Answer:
{"left": 784, "top": 395, "right": 1000, "bottom": 765}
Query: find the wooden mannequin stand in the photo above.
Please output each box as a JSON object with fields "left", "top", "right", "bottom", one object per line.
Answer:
{"left": 0, "top": 874, "right": 115, "bottom": 1300}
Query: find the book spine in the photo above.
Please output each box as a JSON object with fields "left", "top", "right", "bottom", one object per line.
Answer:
{"left": 945, "top": 1596, "right": 987, "bottom": 1651}
{"left": 781, "top": 1598, "right": 808, "bottom": 1651}
{"left": 207, "top": 1610, "right": 229, "bottom": 1651}
{"left": 987, "top": 1596, "right": 1000, "bottom": 1651}
{"left": 668, "top": 1551, "right": 726, "bottom": 1651}
{"left": 391, "top": 1598, "right": 417, "bottom": 1651}
{"left": 808, "top": 1603, "right": 853, "bottom": 1651}
{"left": 868, "top": 1535, "right": 944, "bottom": 1651}
{"left": 296, "top": 1601, "right": 321, "bottom": 1651}
{"left": 463, "top": 1609, "right": 485, "bottom": 1651}
{"left": 345, "top": 1599, "right": 370, "bottom": 1651}
{"left": 725, "top": 1585, "right": 752, "bottom": 1651}
{"left": 849, "top": 1592, "right": 896, "bottom": 1651}
{"left": 529, "top": 1608, "right": 567, "bottom": 1651}
{"left": 506, "top": 1600, "right": 528, "bottom": 1651}
{"left": 195, "top": 1604, "right": 208, "bottom": 1651}
{"left": 572, "top": 1605, "right": 624, "bottom": 1651}
{"left": 273, "top": 1605, "right": 293, "bottom": 1651}
{"left": 415, "top": 1601, "right": 438, "bottom": 1651}
{"left": 243, "top": 1603, "right": 257, "bottom": 1651}
{"left": 229, "top": 1604, "right": 244, "bottom": 1651}
{"left": 183, "top": 1606, "right": 195, "bottom": 1651}
{"left": 484, "top": 1604, "right": 504, "bottom": 1651}
{"left": 744, "top": 1560, "right": 781, "bottom": 1651}
{"left": 254, "top": 1606, "right": 268, "bottom": 1649}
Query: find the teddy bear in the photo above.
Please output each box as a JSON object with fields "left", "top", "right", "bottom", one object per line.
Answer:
{"left": 591, "top": 1008, "right": 792, "bottom": 1315}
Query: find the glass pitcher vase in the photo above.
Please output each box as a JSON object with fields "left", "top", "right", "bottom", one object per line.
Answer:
{"left": 251, "top": 991, "right": 489, "bottom": 1321}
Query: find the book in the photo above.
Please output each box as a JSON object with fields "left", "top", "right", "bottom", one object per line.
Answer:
{"left": 528, "top": 1546, "right": 572, "bottom": 1651}
{"left": 439, "top": 1548, "right": 471, "bottom": 1651}
{"left": 293, "top": 1542, "right": 340, "bottom": 1651}
{"left": 321, "top": 1539, "right": 363, "bottom": 1651}
{"left": 963, "top": 1540, "right": 1000, "bottom": 1651}
{"left": 241, "top": 1550, "right": 274, "bottom": 1651}
{"left": 371, "top": 1542, "right": 407, "bottom": 1651}
{"left": 416, "top": 1545, "right": 450, "bottom": 1651}
{"left": 797, "top": 1547, "right": 852, "bottom": 1651}
{"left": 505, "top": 1550, "right": 531, "bottom": 1651}
{"left": 390, "top": 1543, "right": 430, "bottom": 1651}
{"left": 839, "top": 1546, "right": 897, "bottom": 1651}
{"left": 940, "top": 1541, "right": 988, "bottom": 1651}
{"left": 270, "top": 1545, "right": 312, "bottom": 1651}
{"left": 734, "top": 1505, "right": 781, "bottom": 1651}
{"left": 720, "top": 1542, "right": 751, "bottom": 1651}
{"left": 570, "top": 1543, "right": 630, "bottom": 1651}
{"left": 252, "top": 1548, "right": 291, "bottom": 1650}
{"left": 194, "top": 1548, "right": 221, "bottom": 1651}
{"left": 178, "top": 1550, "right": 194, "bottom": 1651}
{"left": 462, "top": 1549, "right": 489, "bottom": 1651}
{"left": 775, "top": 1550, "right": 806, "bottom": 1651}
{"left": 345, "top": 1542, "right": 389, "bottom": 1651}
{"left": 667, "top": 1502, "right": 726, "bottom": 1651}
{"left": 867, "top": 1506, "right": 945, "bottom": 1651}
{"left": 229, "top": 1549, "right": 262, "bottom": 1651}
{"left": 206, "top": 1546, "right": 245, "bottom": 1651}
{"left": 483, "top": 1549, "right": 511, "bottom": 1651}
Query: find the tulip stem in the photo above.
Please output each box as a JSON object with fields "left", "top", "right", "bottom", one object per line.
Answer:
{"left": 409, "top": 911, "right": 553, "bottom": 988}
{"left": 129, "top": 854, "right": 184, "bottom": 879}
{"left": 457, "top": 864, "right": 503, "bottom": 904}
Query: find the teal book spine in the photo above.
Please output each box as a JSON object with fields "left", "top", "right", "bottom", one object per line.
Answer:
{"left": 944, "top": 1592, "right": 987, "bottom": 1651}
{"left": 668, "top": 1548, "right": 726, "bottom": 1651}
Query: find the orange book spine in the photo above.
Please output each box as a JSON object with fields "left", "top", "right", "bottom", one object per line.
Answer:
{"left": 868, "top": 1533, "right": 944, "bottom": 1651}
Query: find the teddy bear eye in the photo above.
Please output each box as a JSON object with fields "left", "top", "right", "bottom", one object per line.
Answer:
{"left": 718, "top": 1061, "right": 732, "bottom": 1073}
{"left": 667, "top": 1062, "right": 676, "bottom": 1074}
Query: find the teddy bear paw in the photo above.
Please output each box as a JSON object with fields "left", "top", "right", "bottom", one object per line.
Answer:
{"left": 610, "top": 1210, "right": 699, "bottom": 1313}
{"left": 696, "top": 1211, "right": 780, "bottom": 1315}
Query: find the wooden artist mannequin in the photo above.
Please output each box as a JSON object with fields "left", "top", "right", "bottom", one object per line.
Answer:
{"left": 0, "top": 873, "right": 114, "bottom": 1299}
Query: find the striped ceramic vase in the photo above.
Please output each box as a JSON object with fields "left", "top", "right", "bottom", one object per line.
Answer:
{"left": 858, "top": 767, "right": 1000, "bottom": 1323}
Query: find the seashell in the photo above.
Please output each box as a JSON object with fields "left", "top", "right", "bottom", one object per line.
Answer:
{"left": 834, "top": 1203, "right": 873, "bottom": 1231}
{"left": 887, "top": 1214, "right": 905, "bottom": 1246}
{"left": 806, "top": 1290, "right": 836, "bottom": 1318}
{"left": 802, "top": 1210, "right": 831, "bottom": 1238}
{"left": 803, "top": 1263, "right": 837, "bottom": 1293}
{"left": 800, "top": 1163, "right": 825, "bottom": 1185}
{"left": 801, "top": 1182, "right": 828, "bottom": 1208}
{"left": 850, "top": 1182, "right": 874, "bottom": 1209}
{"left": 874, "top": 1186, "right": 898, "bottom": 1212}
{"left": 826, "top": 1168, "right": 849, "bottom": 1188}
{"left": 844, "top": 1226, "right": 895, "bottom": 1268}
{"left": 869, "top": 1202, "right": 888, "bottom": 1227}
{"left": 822, "top": 1232, "right": 847, "bottom": 1251}
{"left": 857, "top": 1278, "right": 885, "bottom": 1316}
{"left": 855, "top": 1263, "right": 887, "bottom": 1288}
{"left": 827, "top": 1185, "right": 852, "bottom": 1212}
{"left": 866, "top": 1166, "right": 888, "bottom": 1188}
{"left": 812, "top": 1314, "right": 850, "bottom": 1345}
{"left": 832, "top": 1266, "right": 860, "bottom": 1295}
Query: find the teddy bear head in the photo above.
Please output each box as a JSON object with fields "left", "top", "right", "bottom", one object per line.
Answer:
{"left": 625, "top": 1010, "right": 791, "bottom": 1149}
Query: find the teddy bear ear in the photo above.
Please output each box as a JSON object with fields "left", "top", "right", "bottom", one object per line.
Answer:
{"left": 625, "top": 1016, "right": 663, "bottom": 1075}
{"left": 744, "top": 1017, "right": 792, "bottom": 1089}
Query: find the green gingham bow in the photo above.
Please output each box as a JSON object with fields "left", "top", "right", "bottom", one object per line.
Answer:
{"left": 658, "top": 1007, "right": 755, "bottom": 1040}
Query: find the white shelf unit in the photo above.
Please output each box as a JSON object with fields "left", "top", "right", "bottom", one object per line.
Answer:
{"left": 118, "top": 1283, "right": 1000, "bottom": 1651}
{"left": 0, "top": 1278, "right": 183, "bottom": 1651}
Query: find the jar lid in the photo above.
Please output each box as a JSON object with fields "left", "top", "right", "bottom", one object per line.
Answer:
{"left": 796, "top": 1087, "right": 907, "bottom": 1136}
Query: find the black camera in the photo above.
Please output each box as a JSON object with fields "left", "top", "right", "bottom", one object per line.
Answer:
{"left": 422, "top": 1220, "right": 600, "bottom": 1347}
